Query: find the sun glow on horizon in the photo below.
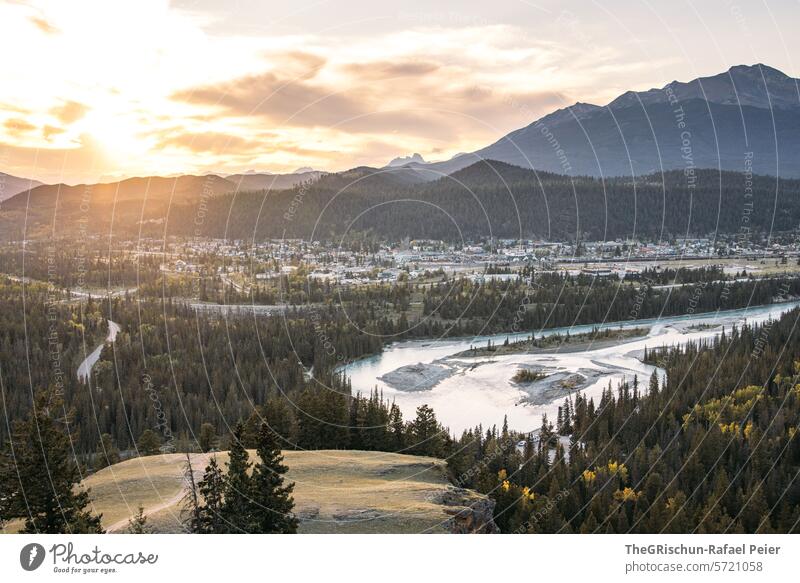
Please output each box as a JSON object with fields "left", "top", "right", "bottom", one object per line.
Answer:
{"left": 1, "top": 0, "right": 798, "bottom": 184}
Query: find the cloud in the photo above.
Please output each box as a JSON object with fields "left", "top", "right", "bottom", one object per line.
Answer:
{"left": 29, "top": 15, "right": 58, "bottom": 35}
{"left": 340, "top": 59, "right": 441, "bottom": 80}
{"left": 173, "top": 70, "right": 365, "bottom": 128}
{"left": 155, "top": 130, "right": 265, "bottom": 155}
{"left": 0, "top": 138, "right": 111, "bottom": 185}
{"left": 4, "top": 118, "right": 36, "bottom": 137}
{"left": 169, "top": 46, "right": 567, "bottom": 146}
{"left": 42, "top": 124, "right": 66, "bottom": 140}
{"left": 50, "top": 100, "right": 88, "bottom": 124}
{"left": 0, "top": 1, "right": 681, "bottom": 181}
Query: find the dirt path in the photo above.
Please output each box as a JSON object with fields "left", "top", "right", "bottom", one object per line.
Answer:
{"left": 106, "top": 453, "right": 212, "bottom": 533}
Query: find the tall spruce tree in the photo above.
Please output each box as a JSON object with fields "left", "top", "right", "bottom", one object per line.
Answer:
{"left": 249, "top": 423, "right": 298, "bottom": 533}
{"left": 221, "top": 423, "right": 252, "bottom": 531}
{"left": 388, "top": 402, "right": 405, "bottom": 451}
{"left": 409, "top": 404, "right": 444, "bottom": 457}
{"left": 198, "top": 423, "right": 218, "bottom": 453}
{"left": 197, "top": 457, "right": 227, "bottom": 533}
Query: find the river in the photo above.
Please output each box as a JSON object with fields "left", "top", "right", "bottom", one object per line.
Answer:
{"left": 342, "top": 302, "right": 800, "bottom": 433}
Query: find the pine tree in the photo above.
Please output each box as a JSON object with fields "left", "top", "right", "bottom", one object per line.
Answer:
{"left": 137, "top": 429, "right": 161, "bottom": 456}
{"left": 127, "top": 506, "right": 150, "bottom": 534}
{"left": 388, "top": 403, "right": 405, "bottom": 451}
{"left": 249, "top": 423, "right": 298, "bottom": 533}
{"left": 409, "top": 404, "right": 444, "bottom": 457}
{"left": 197, "top": 457, "right": 226, "bottom": 533}
{"left": 221, "top": 423, "right": 252, "bottom": 531}
{"left": 0, "top": 391, "right": 103, "bottom": 533}
{"left": 648, "top": 371, "right": 660, "bottom": 397}
{"left": 740, "top": 486, "right": 770, "bottom": 533}
{"left": 94, "top": 433, "right": 120, "bottom": 470}
{"left": 198, "top": 423, "right": 218, "bottom": 453}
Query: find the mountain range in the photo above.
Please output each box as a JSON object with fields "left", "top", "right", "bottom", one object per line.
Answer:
{"left": 402, "top": 64, "right": 800, "bottom": 178}
{"left": 3, "top": 63, "right": 800, "bottom": 241}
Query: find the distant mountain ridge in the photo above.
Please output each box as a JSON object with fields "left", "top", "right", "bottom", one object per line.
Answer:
{"left": 0, "top": 170, "right": 324, "bottom": 240}
{"left": 608, "top": 64, "right": 799, "bottom": 110}
{"left": 386, "top": 153, "right": 426, "bottom": 167}
{"left": 417, "top": 64, "right": 800, "bottom": 178}
{"left": 0, "top": 172, "right": 43, "bottom": 202}
{"left": 224, "top": 170, "right": 325, "bottom": 192}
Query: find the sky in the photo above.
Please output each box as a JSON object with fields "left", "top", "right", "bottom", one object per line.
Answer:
{"left": 0, "top": 0, "right": 798, "bottom": 184}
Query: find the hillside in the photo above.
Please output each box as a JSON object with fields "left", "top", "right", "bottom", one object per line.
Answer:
{"left": 4, "top": 159, "right": 800, "bottom": 242}
{"left": 0, "top": 170, "right": 324, "bottom": 240}
{"left": 0, "top": 174, "right": 237, "bottom": 240}
{"left": 164, "top": 162, "right": 800, "bottom": 241}
{"left": 79, "top": 450, "right": 495, "bottom": 534}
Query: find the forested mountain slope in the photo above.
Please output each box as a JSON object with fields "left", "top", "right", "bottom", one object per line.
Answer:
{"left": 167, "top": 162, "right": 800, "bottom": 242}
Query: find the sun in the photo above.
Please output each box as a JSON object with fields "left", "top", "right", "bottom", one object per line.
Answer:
{"left": 78, "top": 108, "right": 148, "bottom": 164}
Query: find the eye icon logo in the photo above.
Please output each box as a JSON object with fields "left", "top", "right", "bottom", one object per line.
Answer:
{"left": 20, "top": 543, "right": 46, "bottom": 571}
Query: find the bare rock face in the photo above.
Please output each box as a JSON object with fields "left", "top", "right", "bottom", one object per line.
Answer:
{"left": 437, "top": 487, "right": 500, "bottom": 534}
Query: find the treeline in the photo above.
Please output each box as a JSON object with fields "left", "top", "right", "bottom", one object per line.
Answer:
{"left": 421, "top": 270, "right": 800, "bottom": 335}
{"left": 447, "top": 308, "right": 800, "bottom": 533}
{"left": 239, "top": 390, "right": 448, "bottom": 458}
{"left": 627, "top": 265, "right": 727, "bottom": 285}
{"left": 0, "top": 245, "right": 163, "bottom": 291}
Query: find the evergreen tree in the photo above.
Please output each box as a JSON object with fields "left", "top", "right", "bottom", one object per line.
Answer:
{"left": 388, "top": 403, "right": 405, "bottom": 451}
{"left": 409, "top": 404, "right": 445, "bottom": 457}
{"left": 249, "top": 423, "right": 298, "bottom": 533}
{"left": 0, "top": 392, "right": 103, "bottom": 533}
{"left": 127, "top": 506, "right": 150, "bottom": 534}
{"left": 221, "top": 423, "right": 252, "bottom": 531}
{"left": 137, "top": 429, "right": 161, "bottom": 456}
{"left": 198, "top": 423, "right": 218, "bottom": 453}
{"left": 197, "top": 457, "right": 227, "bottom": 533}
{"left": 94, "top": 433, "right": 120, "bottom": 470}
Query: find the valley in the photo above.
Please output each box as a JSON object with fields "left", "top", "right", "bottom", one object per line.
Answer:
{"left": 3, "top": 55, "right": 800, "bottom": 539}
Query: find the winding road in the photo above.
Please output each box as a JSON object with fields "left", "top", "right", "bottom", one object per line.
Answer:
{"left": 77, "top": 320, "right": 121, "bottom": 383}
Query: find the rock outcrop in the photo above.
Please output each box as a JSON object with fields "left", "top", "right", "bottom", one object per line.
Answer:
{"left": 437, "top": 487, "right": 500, "bottom": 534}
